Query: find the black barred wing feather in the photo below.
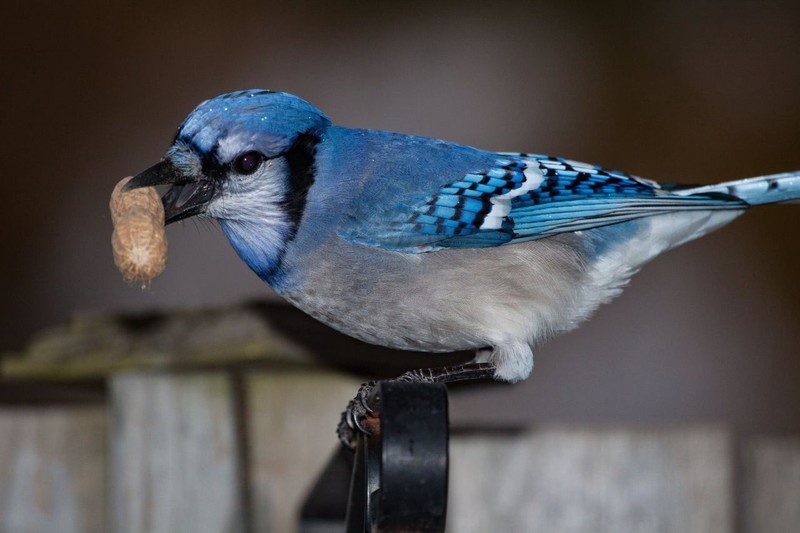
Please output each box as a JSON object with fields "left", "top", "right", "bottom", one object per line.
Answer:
{"left": 500, "top": 156, "right": 746, "bottom": 242}
{"left": 338, "top": 154, "right": 747, "bottom": 253}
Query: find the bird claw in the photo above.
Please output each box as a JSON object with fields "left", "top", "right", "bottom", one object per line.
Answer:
{"left": 338, "top": 381, "right": 379, "bottom": 449}
{"left": 336, "top": 362, "right": 498, "bottom": 449}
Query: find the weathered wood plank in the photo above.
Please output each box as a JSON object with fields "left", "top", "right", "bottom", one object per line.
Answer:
{"left": 2, "top": 304, "right": 314, "bottom": 380}
{"left": 0, "top": 407, "right": 105, "bottom": 533}
{"left": 246, "top": 371, "right": 361, "bottom": 533}
{"left": 745, "top": 436, "right": 800, "bottom": 533}
{"left": 109, "top": 372, "right": 243, "bottom": 533}
{"left": 447, "top": 426, "right": 733, "bottom": 533}
{"left": 1, "top": 303, "right": 470, "bottom": 381}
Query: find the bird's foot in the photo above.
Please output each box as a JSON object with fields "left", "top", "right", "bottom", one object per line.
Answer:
{"left": 337, "top": 362, "right": 497, "bottom": 449}
{"left": 338, "top": 381, "right": 379, "bottom": 449}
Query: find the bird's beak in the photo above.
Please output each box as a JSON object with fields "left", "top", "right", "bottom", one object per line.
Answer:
{"left": 125, "top": 160, "right": 218, "bottom": 224}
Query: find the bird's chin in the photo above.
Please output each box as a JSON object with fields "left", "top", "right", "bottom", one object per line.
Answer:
{"left": 161, "top": 180, "right": 217, "bottom": 224}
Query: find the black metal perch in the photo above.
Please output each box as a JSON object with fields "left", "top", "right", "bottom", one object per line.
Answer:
{"left": 300, "top": 381, "right": 450, "bottom": 533}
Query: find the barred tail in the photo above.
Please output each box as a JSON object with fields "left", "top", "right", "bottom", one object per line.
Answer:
{"left": 673, "top": 170, "right": 800, "bottom": 206}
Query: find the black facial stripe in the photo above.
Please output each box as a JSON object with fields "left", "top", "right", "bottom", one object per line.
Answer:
{"left": 199, "top": 140, "right": 219, "bottom": 172}
{"left": 264, "top": 129, "right": 321, "bottom": 281}
{"left": 280, "top": 129, "right": 321, "bottom": 240}
{"left": 198, "top": 140, "right": 230, "bottom": 186}
{"left": 175, "top": 136, "right": 227, "bottom": 185}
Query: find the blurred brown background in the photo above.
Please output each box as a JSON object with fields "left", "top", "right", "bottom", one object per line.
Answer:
{"left": 2, "top": 0, "right": 799, "bottom": 433}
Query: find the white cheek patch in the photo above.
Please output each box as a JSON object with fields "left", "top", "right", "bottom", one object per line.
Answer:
{"left": 479, "top": 166, "right": 545, "bottom": 230}
{"left": 206, "top": 159, "right": 289, "bottom": 223}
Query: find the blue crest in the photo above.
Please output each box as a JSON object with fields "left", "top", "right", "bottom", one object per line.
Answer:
{"left": 176, "top": 89, "right": 331, "bottom": 157}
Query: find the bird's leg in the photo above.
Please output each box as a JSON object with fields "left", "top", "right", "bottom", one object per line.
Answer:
{"left": 395, "top": 361, "right": 498, "bottom": 384}
{"left": 337, "top": 362, "right": 496, "bottom": 449}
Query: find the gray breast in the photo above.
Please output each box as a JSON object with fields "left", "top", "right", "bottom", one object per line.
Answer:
{"left": 279, "top": 233, "right": 592, "bottom": 353}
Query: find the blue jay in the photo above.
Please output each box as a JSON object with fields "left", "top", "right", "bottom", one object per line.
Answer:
{"left": 127, "top": 90, "right": 800, "bottom": 441}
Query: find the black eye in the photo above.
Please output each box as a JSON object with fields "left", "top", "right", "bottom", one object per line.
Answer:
{"left": 233, "top": 151, "right": 264, "bottom": 174}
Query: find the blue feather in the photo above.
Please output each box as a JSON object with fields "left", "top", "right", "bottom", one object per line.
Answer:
{"left": 336, "top": 152, "right": 749, "bottom": 252}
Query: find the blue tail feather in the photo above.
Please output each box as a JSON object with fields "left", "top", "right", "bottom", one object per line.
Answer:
{"left": 675, "top": 171, "right": 800, "bottom": 206}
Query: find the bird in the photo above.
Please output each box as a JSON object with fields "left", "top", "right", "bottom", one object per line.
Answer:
{"left": 126, "top": 89, "right": 800, "bottom": 443}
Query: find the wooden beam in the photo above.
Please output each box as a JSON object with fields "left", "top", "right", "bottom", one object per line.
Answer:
{"left": 447, "top": 426, "right": 733, "bottom": 532}
{"left": 246, "top": 371, "right": 360, "bottom": 533}
{"left": 0, "top": 407, "right": 105, "bottom": 532}
{"left": 745, "top": 436, "right": 800, "bottom": 533}
{"left": 108, "top": 372, "right": 244, "bottom": 533}
{"left": 2, "top": 302, "right": 470, "bottom": 380}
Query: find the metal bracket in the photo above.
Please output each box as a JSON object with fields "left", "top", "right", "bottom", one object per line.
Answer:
{"left": 300, "top": 381, "right": 449, "bottom": 533}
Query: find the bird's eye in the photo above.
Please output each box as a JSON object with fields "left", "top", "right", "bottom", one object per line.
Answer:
{"left": 233, "top": 151, "right": 265, "bottom": 175}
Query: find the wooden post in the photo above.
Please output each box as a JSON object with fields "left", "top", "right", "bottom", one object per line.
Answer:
{"left": 109, "top": 372, "right": 243, "bottom": 533}
{"left": 246, "top": 371, "right": 360, "bottom": 533}
{"left": 0, "top": 407, "right": 106, "bottom": 532}
{"left": 447, "top": 426, "right": 733, "bottom": 533}
{"left": 745, "top": 436, "right": 800, "bottom": 533}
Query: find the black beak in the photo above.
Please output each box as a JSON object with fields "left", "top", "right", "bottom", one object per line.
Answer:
{"left": 126, "top": 160, "right": 218, "bottom": 224}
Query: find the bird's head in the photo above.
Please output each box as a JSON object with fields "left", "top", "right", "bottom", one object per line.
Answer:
{"left": 126, "top": 89, "right": 331, "bottom": 280}
{"left": 126, "top": 89, "right": 331, "bottom": 225}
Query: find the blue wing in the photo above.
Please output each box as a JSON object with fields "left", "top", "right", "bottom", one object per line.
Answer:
{"left": 338, "top": 153, "right": 748, "bottom": 252}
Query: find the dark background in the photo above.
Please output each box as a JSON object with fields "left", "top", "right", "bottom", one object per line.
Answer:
{"left": 2, "top": 0, "right": 799, "bottom": 434}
